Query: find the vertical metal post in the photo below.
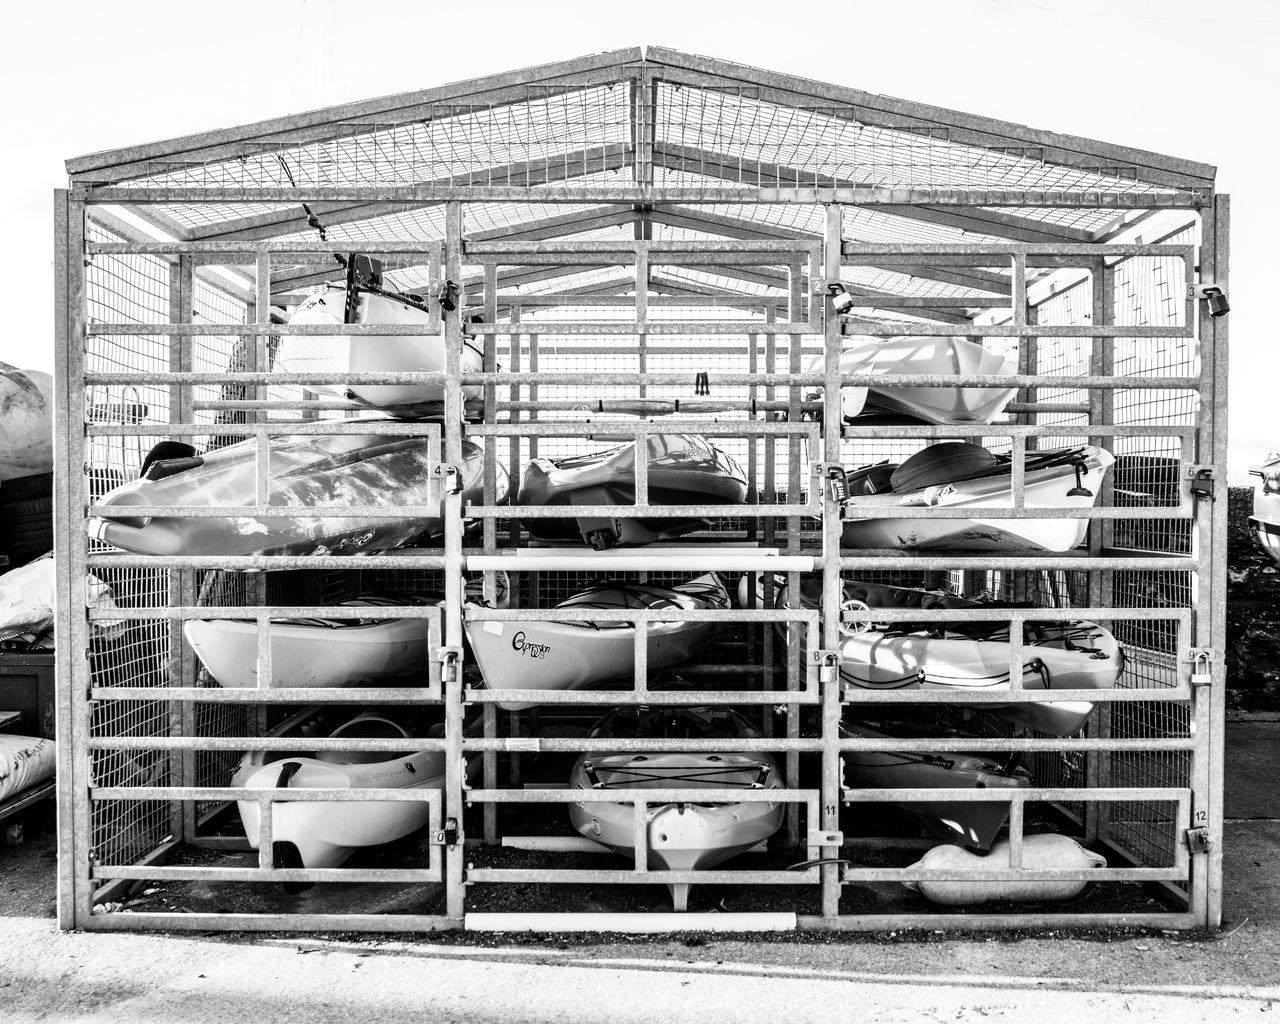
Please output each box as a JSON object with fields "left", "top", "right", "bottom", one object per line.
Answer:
{"left": 785, "top": 262, "right": 803, "bottom": 847}
{"left": 1202, "top": 197, "right": 1230, "bottom": 929}
{"left": 482, "top": 264, "right": 499, "bottom": 844}
{"left": 1086, "top": 256, "right": 1115, "bottom": 845}
{"left": 443, "top": 202, "right": 467, "bottom": 920}
{"left": 53, "top": 190, "right": 84, "bottom": 929}
{"left": 820, "top": 204, "right": 844, "bottom": 918}
{"left": 167, "top": 254, "right": 196, "bottom": 843}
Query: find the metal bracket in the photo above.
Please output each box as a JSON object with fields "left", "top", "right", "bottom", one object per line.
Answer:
{"left": 432, "top": 463, "right": 462, "bottom": 494}
{"left": 431, "top": 817, "right": 460, "bottom": 847}
{"left": 436, "top": 646, "right": 464, "bottom": 684}
{"left": 1185, "top": 826, "right": 1212, "bottom": 854}
{"left": 1187, "top": 648, "right": 1215, "bottom": 687}
{"left": 812, "top": 648, "right": 841, "bottom": 685}
{"left": 808, "top": 829, "right": 844, "bottom": 847}
{"left": 813, "top": 463, "right": 848, "bottom": 504}
{"left": 1185, "top": 465, "right": 1215, "bottom": 502}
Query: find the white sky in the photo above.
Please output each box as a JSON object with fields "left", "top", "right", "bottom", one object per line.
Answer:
{"left": 1, "top": 0, "right": 1275, "bottom": 481}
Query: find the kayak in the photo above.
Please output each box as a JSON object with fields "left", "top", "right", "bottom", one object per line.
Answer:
{"left": 0, "top": 364, "right": 53, "bottom": 482}
{"left": 0, "top": 556, "right": 127, "bottom": 647}
{"left": 807, "top": 335, "right": 1017, "bottom": 425}
{"left": 841, "top": 716, "right": 1029, "bottom": 850}
{"left": 746, "top": 573, "right": 1117, "bottom": 736}
{"left": 1250, "top": 451, "right": 1280, "bottom": 566}
{"left": 88, "top": 434, "right": 506, "bottom": 556}
{"left": 518, "top": 433, "right": 748, "bottom": 550}
{"left": 465, "top": 573, "right": 729, "bottom": 709}
{"left": 187, "top": 576, "right": 509, "bottom": 689}
{"left": 840, "top": 442, "right": 1114, "bottom": 552}
{"left": 569, "top": 706, "right": 785, "bottom": 911}
{"left": 278, "top": 285, "right": 486, "bottom": 412}
{"left": 234, "top": 706, "right": 473, "bottom": 877}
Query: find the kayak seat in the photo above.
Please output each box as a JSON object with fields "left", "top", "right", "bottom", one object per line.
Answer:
{"left": 889, "top": 442, "right": 1001, "bottom": 493}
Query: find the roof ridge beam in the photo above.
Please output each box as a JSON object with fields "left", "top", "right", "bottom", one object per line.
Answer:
{"left": 644, "top": 48, "right": 1215, "bottom": 188}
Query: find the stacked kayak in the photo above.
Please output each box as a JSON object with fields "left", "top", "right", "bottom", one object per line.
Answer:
{"left": 808, "top": 335, "right": 1017, "bottom": 425}
{"left": 842, "top": 716, "right": 1030, "bottom": 850}
{"left": 750, "top": 573, "right": 1120, "bottom": 736}
{"left": 518, "top": 433, "right": 748, "bottom": 550}
{"left": 841, "top": 442, "right": 1114, "bottom": 552}
{"left": 1250, "top": 451, "right": 1280, "bottom": 566}
{"left": 570, "top": 705, "right": 785, "bottom": 911}
{"left": 88, "top": 434, "right": 506, "bottom": 556}
{"left": 278, "top": 285, "right": 486, "bottom": 412}
{"left": 0, "top": 364, "right": 53, "bottom": 483}
{"left": 187, "top": 576, "right": 510, "bottom": 689}
{"left": 466, "top": 573, "right": 728, "bottom": 709}
{"left": 234, "top": 706, "right": 473, "bottom": 878}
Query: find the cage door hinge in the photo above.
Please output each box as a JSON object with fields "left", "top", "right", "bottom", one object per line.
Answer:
{"left": 432, "top": 463, "right": 462, "bottom": 494}
{"left": 1187, "top": 648, "right": 1215, "bottom": 686}
{"left": 1186, "top": 465, "right": 1215, "bottom": 502}
{"left": 431, "top": 817, "right": 460, "bottom": 847}
{"left": 1185, "top": 826, "right": 1212, "bottom": 854}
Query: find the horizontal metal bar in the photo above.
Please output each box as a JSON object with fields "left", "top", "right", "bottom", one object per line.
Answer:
{"left": 93, "top": 865, "right": 442, "bottom": 884}
{"left": 85, "top": 553, "right": 448, "bottom": 570}
{"left": 464, "top": 868, "right": 816, "bottom": 884}
{"left": 89, "top": 605, "right": 443, "bottom": 620}
{"left": 841, "top": 242, "right": 1195, "bottom": 257}
{"left": 466, "top": 553, "right": 815, "bottom": 572}
{"left": 89, "top": 736, "right": 447, "bottom": 751}
{"left": 464, "top": 912, "right": 796, "bottom": 932}
{"left": 461, "top": 689, "right": 820, "bottom": 706}
{"left": 794, "top": 912, "right": 1194, "bottom": 931}
{"left": 842, "top": 322, "right": 1192, "bottom": 338}
{"left": 95, "top": 786, "right": 444, "bottom": 802}
{"left": 839, "top": 688, "right": 1190, "bottom": 704}
{"left": 837, "top": 554, "right": 1197, "bottom": 570}
{"left": 466, "top": 322, "right": 818, "bottom": 334}
{"left": 90, "top": 687, "right": 442, "bottom": 704}
{"left": 81, "top": 370, "right": 1201, "bottom": 390}
{"left": 473, "top": 503, "right": 815, "bottom": 518}
{"left": 463, "top": 606, "right": 817, "bottom": 622}
{"left": 470, "top": 240, "right": 820, "bottom": 254}
{"left": 88, "top": 240, "right": 443, "bottom": 255}
{"left": 840, "top": 506, "right": 1189, "bottom": 520}
{"left": 838, "top": 423, "right": 1194, "bottom": 438}
{"left": 841, "top": 786, "right": 1187, "bottom": 802}
{"left": 840, "top": 867, "right": 1182, "bottom": 882}
{"left": 465, "top": 420, "right": 818, "bottom": 437}
{"left": 85, "top": 420, "right": 436, "bottom": 436}
{"left": 77, "top": 186, "right": 1206, "bottom": 208}
{"left": 467, "top": 788, "right": 817, "bottom": 804}
{"left": 88, "top": 505, "right": 444, "bottom": 518}
{"left": 82, "top": 912, "right": 460, "bottom": 932}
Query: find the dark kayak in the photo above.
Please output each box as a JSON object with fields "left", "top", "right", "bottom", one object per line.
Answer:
{"left": 89, "top": 434, "right": 507, "bottom": 556}
{"left": 518, "top": 433, "right": 748, "bottom": 550}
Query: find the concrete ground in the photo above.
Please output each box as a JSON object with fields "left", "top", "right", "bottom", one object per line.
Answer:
{"left": 1, "top": 720, "right": 1277, "bottom": 1023}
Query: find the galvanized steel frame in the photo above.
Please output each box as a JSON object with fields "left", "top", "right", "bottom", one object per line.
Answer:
{"left": 54, "top": 185, "right": 1224, "bottom": 933}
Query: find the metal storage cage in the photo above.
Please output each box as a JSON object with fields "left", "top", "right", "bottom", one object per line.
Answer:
{"left": 53, "top": 46, "right": 1228, "bottom": 932}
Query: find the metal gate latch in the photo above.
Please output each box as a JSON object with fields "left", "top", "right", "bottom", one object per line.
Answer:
{"left": 432, "top": 463, "right": 462, "bottom": 494}
{"left": 1188, "top": 648, "right": 1214, "bottom": 686}
{"left": 812, "top": 649, "right": 841, "bottom": 685}
{"left": 431, "top": 817, "right": 460, "bottom": 847}
{"left": 436, "top": 646, "right": 463, "bottom": 683}
{"left": 1186, "top": 466, "right": 1215, "bottom": 502}
{"left": 1185, "top": 827, "right": 1212, "bottom": 854}
{"left": 808, "top": 829, "right": 844, "bottom": 847}
{"left": 814, "top": 463, "right": 848, "bottom": 504}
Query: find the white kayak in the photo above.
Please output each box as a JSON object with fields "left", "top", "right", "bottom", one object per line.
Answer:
{"left": 807, "top": 335, "right": 1017, "bottom": 425}
{"left": 745, "top": 573, "right": 1117, "bottom": 736}
{"left": 0, "top": 364, "right": 53, "bottom": 482}
{"left": 465, "top": 573, "right": 728, "bottom": 710}
{"left": 841, "top": 442, "right": 1114, "bottom": 552}
{"left": 569, "top": 706, "right": 785, "bottom": 911}
{"left": 185, "top": 575, "right": 509, "bottom": 690}
{"left": 842, "top": 717, "right": 1030, "bottom": 850}
{"left": 279, "top": 286, "right": 485, "bottom": 411}
{"left": 1250, "top": 452, "right": 1280, "bottom": 566}
{"left": 234, "top": 707, "right": 469, "bottom": 877}
{"left": 840, "top": 618, "right": 1122, "bottom": 736}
